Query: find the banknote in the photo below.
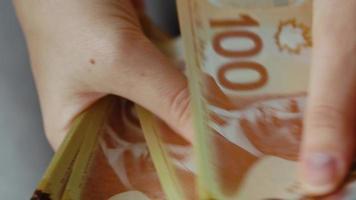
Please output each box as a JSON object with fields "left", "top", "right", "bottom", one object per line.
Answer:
{"left": 177, "top": 0, "right": 356, "bottom": 199}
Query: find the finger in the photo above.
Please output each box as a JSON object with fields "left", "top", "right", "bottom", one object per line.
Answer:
{"left": 97, "top": 34, "right": 193, "bottom": 142}
{"left": 299, "top": 0, "right": 356, "bottom": 195}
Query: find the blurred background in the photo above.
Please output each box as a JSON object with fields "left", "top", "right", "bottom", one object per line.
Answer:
{"left": 0, "top": 0, "right": 177, "bottom": 199}
{"left": 0, "top": 1, "right": 52, "bottom": 199}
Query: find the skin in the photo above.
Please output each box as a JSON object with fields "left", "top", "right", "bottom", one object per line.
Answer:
{"left": 12, "top": 0, "right": 193, "bottom": 150}
{"left": 13, "top": 0, "right": 356, "bottom": 196}
{"left": 300, "top": 0, "right": 356, "bottom": 195}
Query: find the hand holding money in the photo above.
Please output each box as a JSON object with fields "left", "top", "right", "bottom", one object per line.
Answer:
{"left": 14, "top": 0, "right": 356, "bottom": 199}
{"left": 177, "top": 0, "right": 356, "bottom": 198}
{"left": 13, "top": 0, "right": 192, "bottom": 150}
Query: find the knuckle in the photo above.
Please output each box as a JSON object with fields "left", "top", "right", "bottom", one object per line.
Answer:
{"left": 307, "top": 104, "right": 346, "bottom": 132}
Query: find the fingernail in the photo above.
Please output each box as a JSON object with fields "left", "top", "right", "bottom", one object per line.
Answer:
{"left": 302, "top": 153, "right": 338, "bottom": 194}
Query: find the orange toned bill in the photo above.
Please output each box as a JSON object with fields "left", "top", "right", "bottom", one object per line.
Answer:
{"left": 92, "top": 99, "right": 194, "bottom": 200}
{"left": 177, "top": 0, "right": 356, "bottom": 199}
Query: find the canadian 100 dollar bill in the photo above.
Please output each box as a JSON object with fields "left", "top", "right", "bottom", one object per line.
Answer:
{"left": 177, "top": 0, "right": 356, "bottom": 199}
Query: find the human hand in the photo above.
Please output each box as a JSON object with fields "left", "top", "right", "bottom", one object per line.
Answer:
{"left": 299, "top": 0, "right": 356, "bottom": 195}
{"left": 13, "top": 0, "right": 192, "bottom": 149}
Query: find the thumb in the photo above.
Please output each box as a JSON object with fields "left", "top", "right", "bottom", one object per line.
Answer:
{"left": 100, "top": 35, "right": 193, "bottom": 142}
{"left": 299, "top": 0, "right": 356, "bottom": 195}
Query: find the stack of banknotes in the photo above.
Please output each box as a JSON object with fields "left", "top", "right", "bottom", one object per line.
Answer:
{"left": 31, "top": 1, "right": 356, "bottom": 199}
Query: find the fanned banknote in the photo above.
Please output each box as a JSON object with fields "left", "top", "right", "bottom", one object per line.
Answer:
{"left": 177, "top": 0, "right": 356, "bottom": 199}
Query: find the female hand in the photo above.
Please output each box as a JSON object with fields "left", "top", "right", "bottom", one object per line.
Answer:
{"left": 13, "top": 0, "right": 192, "bottom": 149}
{"left": 299, "top": 0, "right": 356, "bottom": 195}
